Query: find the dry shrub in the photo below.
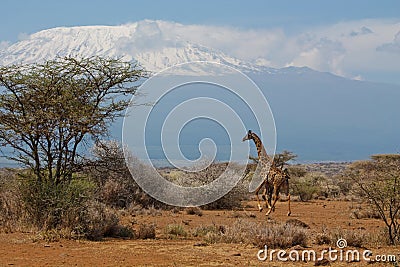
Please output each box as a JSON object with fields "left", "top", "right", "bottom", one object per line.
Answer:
{"left": 87, "top": 141, "right": 169, "bottom": 210}
{"left": 185, "top": 207, "right": 203, "bottom": 216}
{"left": 192, "top": 225, "right": 219, "bottom": 237}
{"left": 285, "top": 218, "right": 310, "bottom": 229}
{"left": 75, "top": 201, "right": 120, "bottom": 240}
{"left": 315, "top": 232, "right": 331, "bottom": 245}
{"left": 164, "top": 224, "right": 188, "bottom": 238}
{"left": 0, "top": 169, "right": 27, "bottom": 232}
{"left": 210, "top": 219, "right": 308, "bottom": 248}
{"left": 330, "top": 228, "right": 368, "bottom": 248}
{"left": 350, "top": 204, "right": 381, "bottom": 219}
{"left": 314, "top": 227, "right": 389, "bottom": 247}
{"left": 192, "top": 225, "right": 225, "bottom": 242}
{"left": 368, "top": 228, "right": 392, "bottom": 246}
{"left": 135, "top": 223, "right": 156, "bottom": 239}
{"left": 127, "top": 204, "right": 163, "bottom": 216}
{"left": 97, "top": 179, "right": 133, "bottom": 208}
{"left": 169, "top": 162, "right": 249, "bottom": 210}
{"left": 90, "top": 142, "right": 249, "bottom": 211}
{"left": 252, "top": 223, "right": 308, "bottom": 249}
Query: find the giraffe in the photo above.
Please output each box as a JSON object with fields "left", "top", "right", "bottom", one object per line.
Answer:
{"left": 242, "top": 130, "right": 291, "bottom": 216}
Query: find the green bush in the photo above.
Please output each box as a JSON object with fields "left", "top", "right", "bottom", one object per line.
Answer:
{"left": 16, "top": 175, "right": 130, "bottom": 240}
{"left": 291, "top": 173, "right": 327, "bottom": 201}
{"left": 20, "top": 177, "right": 95, "bottom": 230}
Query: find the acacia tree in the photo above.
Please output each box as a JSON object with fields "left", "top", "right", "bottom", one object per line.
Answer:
{"left": 347, "top": 154, "right": 400, "bottom": 245}
{"left": 0, "top": 56, "right": 148, "bottom": 184}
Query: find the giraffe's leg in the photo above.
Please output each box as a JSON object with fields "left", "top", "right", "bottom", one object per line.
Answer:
{"left": 283, "top": 179, "right": 291, "bottom": 216}
{"left": 266, "top": 185, "right": 273, "bottom": 210}
{"left": 266, "top": 188, "right": 280, "bottom": 216}
{"left": 263, "top": 183, "right": 272, "bottom": 212}
{"left": 287, "top": 194, "right": 291, "bottom": 216}
{"left": 267, "top": 185, "right": 275, "bottom": 212}
{"left": 255, "top": 181, "right": 265, "bottom": 212}
{"left": 261, "top": 187, "right": 267, "bottom": 201}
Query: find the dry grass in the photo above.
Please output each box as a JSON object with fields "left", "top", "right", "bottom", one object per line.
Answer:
{"left": 198, "top": 219, "right": 309, "bottom": 249}
{"left": 330, "top": 227, "right": 370, "bottom": 248}
{"left": 0, "top": 169, "right": 27, "bottom": 232}
{"left": 192, "top": 225, "right": 223, "bottom": 238}
{"left": 0, "top": 188, "right": 25, "bottom": 232}
{"left": 314, "top": 226, "right": 388, "bottom": 248}
{"left": 164, "top": 224, "right": 188, "bottom": 239}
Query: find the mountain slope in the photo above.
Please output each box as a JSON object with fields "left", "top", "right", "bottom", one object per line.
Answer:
{"left": 1, "top": 20, "right": 400, "bottom": 163}
{"left": 0, "top": 20, "right": 272, "bottom": 73}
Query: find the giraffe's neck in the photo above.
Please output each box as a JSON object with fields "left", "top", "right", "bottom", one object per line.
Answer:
{"left": 251, "top": 133, "right": 272, "bottom": 163}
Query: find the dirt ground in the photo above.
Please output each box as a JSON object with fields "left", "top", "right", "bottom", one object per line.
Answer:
{"left": 0, "top": 200, "right": 399, "bottom": 266}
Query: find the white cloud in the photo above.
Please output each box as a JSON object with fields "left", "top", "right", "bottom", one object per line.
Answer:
{"left": 0, "top": 41, "right": 10, "bottom": 51}
{"left": 137, "top": 19, "right": 400, "bottom": 80}
{"left": 287, "top": 37, "right": 346, "bottom": 76}
{"left": 3, "top": 19, "right": 400, "bottom": 82}
{"left": 349, "top": 26, "right": 373, "bottom": 37}
{"left": 17, "top": 32, "right": 30, "bottom": 41}
{"left": 377, "top": 31, "right": 400, "bottom": 53}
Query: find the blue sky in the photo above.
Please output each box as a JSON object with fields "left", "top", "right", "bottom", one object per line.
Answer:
{"left": 2, "top": 0, "right": 399, "bottom": 42}
{"left": 1, "top": 0, "right": 400, "bottom": 84}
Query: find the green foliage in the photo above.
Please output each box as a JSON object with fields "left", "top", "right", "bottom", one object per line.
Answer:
{"left": 0, "top": 56, "right": 147, "bottom": 184}
{"left": 250, "top": 150, "right": 297, "bottom": 168}
{"left": 291, "top": 173, "right": 327, "bottom": 201}
{"left": 273, "top": 150, "right": 298, "bottom": 167}
{"left": 287, "top": 165, "right": 307, "bottom": 178}
{"left": 20, "top": 176, "right": 95, "bottom": 230}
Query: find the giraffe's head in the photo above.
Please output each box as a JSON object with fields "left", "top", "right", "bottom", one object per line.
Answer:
{"left": 242, "top": 130, "right": 252, "bottom": 142}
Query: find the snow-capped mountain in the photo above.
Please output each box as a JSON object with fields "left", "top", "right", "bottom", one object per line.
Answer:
{"left": 1, "top": 20, "right": 399, "bottom": 163}
{"left": 0, "top": 20, "right": 274, "bottom": 74}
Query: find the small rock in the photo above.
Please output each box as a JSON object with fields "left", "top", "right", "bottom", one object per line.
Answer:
{"left": 232, "top": 253, "right": 241, "bottom": 257}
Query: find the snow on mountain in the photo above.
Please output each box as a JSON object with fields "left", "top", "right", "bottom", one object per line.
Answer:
{"left": 0, "top": 20, "right": 275, "bottom": 74}
{"left": 1, "top": 20, "right": 400, "bottom": 162}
